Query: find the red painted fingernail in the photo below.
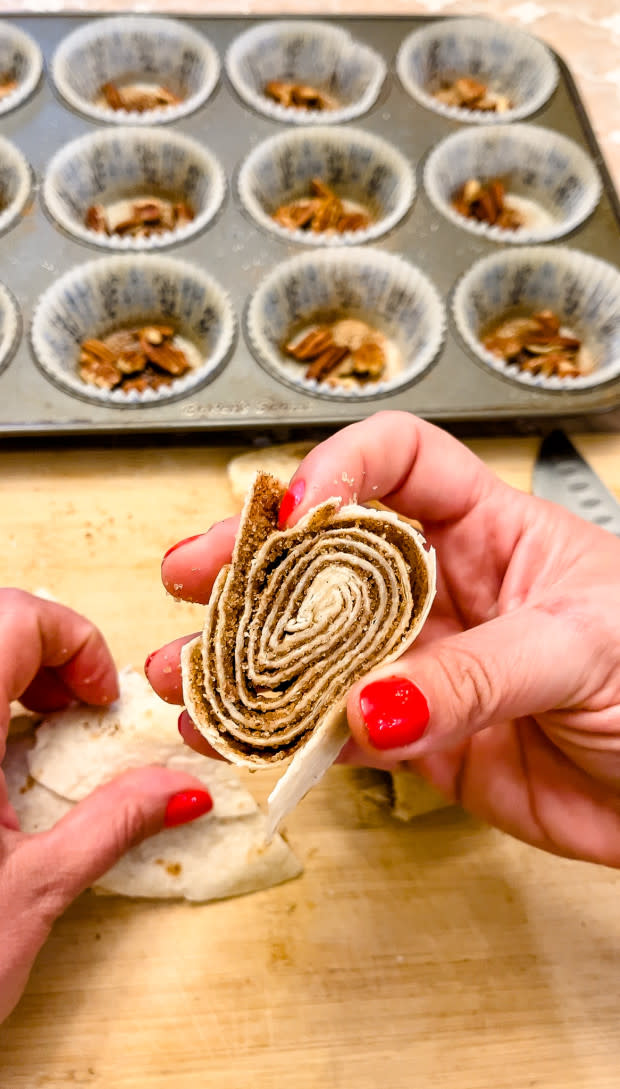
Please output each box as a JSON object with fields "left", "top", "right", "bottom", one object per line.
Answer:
{"left": 164, "top": 789, "right": 213, "bottom": 828}
{"left": 163, "top": 533, "right": 202, "bottom": 562}
{"left": 144, "top": 650, "right": 158, "bottom": 675}
{"left": 360, "top": 677, "right": 430, "bottom": 750}
{"left": 177, "top": 710, "right": 194, "bottom": 738}
{"left": 278, "top": 479, "right": 305, "bottom": 529}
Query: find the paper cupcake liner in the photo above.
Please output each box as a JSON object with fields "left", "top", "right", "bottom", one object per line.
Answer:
{"left": 226, "top": 21, "right": 386, "bottom": 125}
{"left": 397, "top": 18, "right": 558, "bottom": 125}
{"left": 0, "top": 21, "right": 43, "bottom": 118}
{"left": 0, "top": 134, "right": 33, "bottom": 236}
{"left": 237, "top": 125, "right": 415, "bottom": 247}
{"left": 52, "top": 16, "right": 220, "bottom": 126}
{"left": 31, "top": 255, "right": 236, "bottom": 407}
{"left": 43, "top": 127, "right": 226, "bottom": 252}
{"left": 424, "top": 125, "right": 601, "bottom": 244}
{"left": 246, "top": 248, "right": 445, "bottom": 401}
{"left": 452, "top": 247, "right": 620, "bottom": 391}
{"left": 0, "top": 281, "right": 21, "bottom": 374}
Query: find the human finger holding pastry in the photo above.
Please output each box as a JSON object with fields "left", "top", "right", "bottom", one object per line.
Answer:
{"left": 150, "top": 410, "right": 620, "bottom": 868}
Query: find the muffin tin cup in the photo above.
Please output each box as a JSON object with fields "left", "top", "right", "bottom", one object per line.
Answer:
{"left": 424, "top": 124, "right": 601, "bottom": 244}
{"left": 43, "top": 127, "right": 226, "bottom": 252}
{"left": 52, "top": 16, "right": 220, "bottom": 126}
{"left": 237, "top": 126, "right": 416, "bottom": 247}
{"left": 452, "top": 247, "right": 620, "bottom": 391}
{"left": 0, "top": 135, "right": 33, "bottom": 236}
{"left": 225, "top": 20, "right": 386, "bottom": 125}
{"left": 31, "top": 255, "right": 236, "bottom": 406}
{"left": 0, "top": 281, "right": 21, "bottom": 373}
{"left": 246, "top": 248, "right": 445, "bottom": 401}
{"left": 397, "top": 18, "right": 558, "bottom": 125}
{"left": 0, "top": 21, "right": 43, "bottom": 118}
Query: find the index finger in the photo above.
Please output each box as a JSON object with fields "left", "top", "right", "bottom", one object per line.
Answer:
{"left": 0, "top": 590, "right": 118, "bottom": 740}
{"left": 161, "top": 515, "right": 238, "bottom": 605}
{"left": 281, "top": 412, "right": 497, "bottom": 527}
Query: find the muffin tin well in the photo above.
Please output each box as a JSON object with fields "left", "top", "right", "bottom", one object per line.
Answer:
{"left": 0, "top": 13, "right": 618, "bottom": 436}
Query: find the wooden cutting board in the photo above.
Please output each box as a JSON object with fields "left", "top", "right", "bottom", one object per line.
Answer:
{"left": 1, "top": 435, "right": 620, "bottom": 1089}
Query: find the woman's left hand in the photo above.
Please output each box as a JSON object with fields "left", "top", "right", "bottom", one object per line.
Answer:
{"left": 0, "top": 590, "right": 212, "bottom": 1025}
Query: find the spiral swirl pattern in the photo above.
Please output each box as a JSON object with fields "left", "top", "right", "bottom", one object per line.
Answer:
{"left": 182, "top": 472, "right": 436, "bottom": 770}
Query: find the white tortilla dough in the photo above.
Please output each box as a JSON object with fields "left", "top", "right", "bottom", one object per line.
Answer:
{"left": 6, "top": 737, "right": 301, "bottom": 903}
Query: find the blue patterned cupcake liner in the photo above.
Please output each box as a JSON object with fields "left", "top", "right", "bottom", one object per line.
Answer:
{"left": 452, "top": 247, "right": 620, "bottom": 391}
{"left": 31, "top": 255, "right": 236, "bottom": 406}
{"left": 424, "top": 125, "right": 601, "bottom": 244}
{"left": 226, "top": 21, "right": 386, "bottom": 125}
{"left": 0, "top": 134, "right": 33, "bottom": 236}
{"left": 246, "top": 248, "right": 445, "bottom": 401}
{"left": 0, "top": 21, "right": 43, "bottom": 118}
{"left": 237, "top": 125, "right": 415, "bottom": 247}
{"left": 397, "top": 18, "right": 558, "bottom": 125}
{"left": 43, "top": 127, "right": 226, "bottom": 252}
{"left": 0, "top": 281, "right": 21, "bottom": 372}
{"left": 52, "top": 16, "right": 220, "bottom": 126}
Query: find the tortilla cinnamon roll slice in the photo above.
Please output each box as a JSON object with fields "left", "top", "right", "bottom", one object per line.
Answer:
{"left": 182, "top": 471, "right": 436, "bottom": 835}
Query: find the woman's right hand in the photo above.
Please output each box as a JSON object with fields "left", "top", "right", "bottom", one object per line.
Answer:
{"left": 148, "top": 412, "right": 620, "bottom": 869}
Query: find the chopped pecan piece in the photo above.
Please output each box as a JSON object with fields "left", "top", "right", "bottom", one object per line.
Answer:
{"left": 346, "top": 342, "right": 386, "bottom": 379}
{"left": 100, "top": 81, "right": 124, "bottom": 110}
{"left": 303, "top": 344, "right": 349, "bottom": 381}
{"left": 79, "top": 324, "right": 191, "bottom": 392}
{"left": 264, "top": 79, "right": 335, "bottom": 111}
{"left": 99, "top": 80, "right": 181, "bottom": 113}
{"left": 452, "top": 177, "right": 523, "bottom": 230}
{"left": 434, "top": 75, "right": 511, "bottom": 113}
{"left": 0, "top": 74, "right": 18, "bottom": 100}
{"left": 139, "top": 338, "right": 190, "bottom": 377}
{"left": 285, "top": 327, "right": 334, "bottom": 361}
{"left": 85, "top": 204, "right": 108, "bottom": 233}
{"left": 274, "top": 200, "right": 321, "bottom": 231}
{"left": 483, "top": 310, "right": 586, "bottom": 378}
{"left": 284, "top": 320, "right": 387, "bottom": 385}
{"left": 85, "top": 196, "right": 194, "bottom": 239}
{"left": 79, "top": 340, "right": 122, "bottom": 390}
{"left": 273, "top": 177, "right": 371, "bottom": 235}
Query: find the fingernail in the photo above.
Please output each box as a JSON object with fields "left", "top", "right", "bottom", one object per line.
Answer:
{"left": 144, "top": 650, "right": 158, "bottom": 675}
{"left": 360, "top": 676, "right": 430, "bottom": 750}
{"left": 278, "top": 479, "right": 305, "bottom": 529}
{"left": 177, "top": 710, "right": 194, "bottom": 738}
{"left": 164, "top": 789, "right": 213, "bottom": 828}
{"left": 163, "top": 533, "right": 202, "bottom": 562}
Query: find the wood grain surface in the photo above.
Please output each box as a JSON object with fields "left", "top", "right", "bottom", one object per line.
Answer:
{"left": 1, "top": 431, "right": 620, "bottom": 1089}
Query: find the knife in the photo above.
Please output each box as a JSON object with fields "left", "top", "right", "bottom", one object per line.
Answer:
{"left": 532, "top": 430, "right": 620, "bottom": 537}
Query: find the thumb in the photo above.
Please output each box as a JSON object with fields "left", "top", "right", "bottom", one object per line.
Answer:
{"left": 19, "top": 767, "right": 213, "bottom": 920}
{"left": 347, "top": 604, "right": 589, "bottom": 760}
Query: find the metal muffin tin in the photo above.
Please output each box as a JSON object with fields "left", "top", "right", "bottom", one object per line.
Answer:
{"left": 0, "top": 13, "right": 619, "bottom": 437}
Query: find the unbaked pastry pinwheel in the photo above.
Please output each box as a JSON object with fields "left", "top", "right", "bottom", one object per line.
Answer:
{"left": 182, "top": 471, "right": 436, "bottom": 835}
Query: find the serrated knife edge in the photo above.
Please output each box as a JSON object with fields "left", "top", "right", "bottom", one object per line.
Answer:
{"left": 532, "top": 430, "right": 620, "bottom": 537}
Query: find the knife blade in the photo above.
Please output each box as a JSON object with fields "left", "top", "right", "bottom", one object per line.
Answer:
{"left": 532, "top": 430, "right": 620, "bottom": 537}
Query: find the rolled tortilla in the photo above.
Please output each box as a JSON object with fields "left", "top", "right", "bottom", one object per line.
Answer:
{"left": 182, "top": 471, "right": 436, "bottom": 836}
